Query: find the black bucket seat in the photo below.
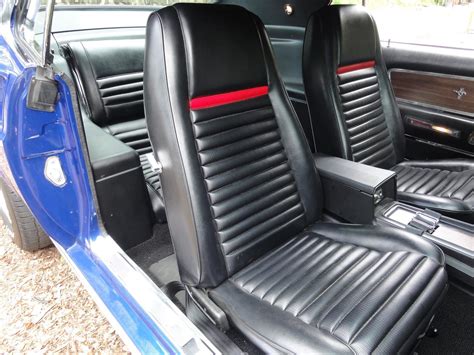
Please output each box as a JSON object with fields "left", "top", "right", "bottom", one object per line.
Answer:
{"left": 303, "top": 5, "right": 474, "bottom": 222}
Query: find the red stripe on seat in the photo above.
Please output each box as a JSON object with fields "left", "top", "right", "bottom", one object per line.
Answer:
{"left": 189, "top": 86, "right": 269, "bottom": 110}
{"left": 336, "top": 60, "right": 375, "bottom": 74}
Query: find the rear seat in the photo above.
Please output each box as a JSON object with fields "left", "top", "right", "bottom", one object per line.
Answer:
{"left": 64, "top": 39, "right": 166, "bottom": 222}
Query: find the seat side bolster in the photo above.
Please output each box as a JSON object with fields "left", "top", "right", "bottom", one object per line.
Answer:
{"left": 145, "top": 9, "right": 228, "bottom": 287}
{"left": 303, "top": 10, "right": 353, "bottom": 161}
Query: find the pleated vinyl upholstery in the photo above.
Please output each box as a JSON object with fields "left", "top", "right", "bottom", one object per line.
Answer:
{"left": 230, "top": 232, "right": 447, "bottom": 353}
{"left": 190, "top": 96, "right": 306, "bottom": 273}
{"left": 337, "top": 67, "right": 396, "bottom": 168}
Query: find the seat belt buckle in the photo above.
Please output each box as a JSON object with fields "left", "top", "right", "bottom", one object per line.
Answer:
{"left": 146, "top": 153, "right": 162, "bottom": 174}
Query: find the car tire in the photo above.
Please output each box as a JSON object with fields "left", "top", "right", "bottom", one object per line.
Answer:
{"left": 0, "top": 179, "right": 51, "bottom": 252}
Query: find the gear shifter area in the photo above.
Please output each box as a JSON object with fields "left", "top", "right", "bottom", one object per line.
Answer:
{"left": 407, "top": 209, "right": 441, "bottom": 235}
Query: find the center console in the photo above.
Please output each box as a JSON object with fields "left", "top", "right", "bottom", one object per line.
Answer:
{"left": 377, "top": 201, "right": 473, "bottom": 288}
{"left": 314, "top": 155, "right": 474, "bottom": 289}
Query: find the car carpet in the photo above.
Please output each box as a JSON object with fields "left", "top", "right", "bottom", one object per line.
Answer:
{"left": 416, "top": 284, "right": 473, "bottom": 355}
{"left": 126, "top": 223, "right": 174, "bottom": 286}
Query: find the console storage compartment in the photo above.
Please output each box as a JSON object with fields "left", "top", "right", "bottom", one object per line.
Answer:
{"left": 314, "top": 155, "right": 397, "bottom": 223}
{"left": 84, "top": 120, "right": 153, "bottom": 250}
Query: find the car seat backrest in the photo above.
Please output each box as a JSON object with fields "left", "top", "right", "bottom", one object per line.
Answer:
{"left": 66, "top": 39, "right": 146, "bottom": 128}
{"left": 303, "top": 5, "right": 406, "bottom": 169}
{"left": 145, "top": 4, "right": 323, "bottom": 287}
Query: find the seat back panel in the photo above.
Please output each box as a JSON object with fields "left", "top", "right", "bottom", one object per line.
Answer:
{"left": 145, "top": 4, "right": 322, "bottom": 287}
{"left": 66, "top": 40, "right": 145, "bottom": 127}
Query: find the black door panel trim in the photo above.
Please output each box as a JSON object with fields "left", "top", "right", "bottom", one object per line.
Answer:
{"left": 383, "top": 46, "right": 474, "bottom": 78}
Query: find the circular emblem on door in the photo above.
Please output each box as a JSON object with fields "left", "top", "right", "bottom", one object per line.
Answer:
{"left": 284, "top": 4, "right": 294, "bottom": 16}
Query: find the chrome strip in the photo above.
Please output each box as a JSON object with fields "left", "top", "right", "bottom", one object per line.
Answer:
{"left": 90, "top": 236, "right": 221, "bottom": 355}
{"left": 50, "top": 239, "right": 141, "bottom": 355}
{"left": 41, "top": 0, "right": 55, "bottom": 67}
{"left": 445, "top": 255, "right": 474, "bottom": 278}
{"left": 388, "top": 68, "right": 474, "bottom": 118}
{"left": 389, "top": 68, "right": 474, "bottom": 84}
{"left": 382, "top": 40, "right": 474, "bottom": 56}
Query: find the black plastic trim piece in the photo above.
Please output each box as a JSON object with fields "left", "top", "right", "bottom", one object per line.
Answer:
{"left": 186, "top": 286, "right": 230, "bottom": 332}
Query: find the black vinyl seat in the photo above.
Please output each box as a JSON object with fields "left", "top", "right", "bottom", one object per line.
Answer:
{"left": 144, "top": 4, "right": 447, "bottom": 353}
{"left": 65, "top": 40, "right": 166, "bottom": 222}
{"left": 303, "top": 5, "right": 474, "bottom": 222}
{"left": 213, "top": 223, "right": 445, "bottom": 354}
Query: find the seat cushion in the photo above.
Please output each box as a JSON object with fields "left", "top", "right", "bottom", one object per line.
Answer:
{"left": 393, "top": 160, "right": 474, "bottom": 220}
{"left": 210, "top": 223, "right": 447, "bottom": 354}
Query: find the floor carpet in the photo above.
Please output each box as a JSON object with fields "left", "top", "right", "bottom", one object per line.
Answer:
{"left": 416, "top": 285, "right": 473, "bottom": 355}
{"left": 126, "top": 223, "right": 174, "bottom": 285}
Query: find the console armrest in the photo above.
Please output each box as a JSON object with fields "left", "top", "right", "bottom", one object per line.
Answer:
{"left": 314, "top": 154, "right": 397, "bottom": 223}
{"left": 83, "top": 119, "right": 153, "bottom": 249}
{"left": 84, "top": 119, "right": 139, "bottom": 177}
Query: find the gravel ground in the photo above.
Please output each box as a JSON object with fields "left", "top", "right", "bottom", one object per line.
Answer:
{"left": 0, "top": 222, "right": 129, "bottom": 353}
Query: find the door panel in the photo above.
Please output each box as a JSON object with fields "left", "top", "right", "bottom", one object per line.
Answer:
{"left": 383, "top": 46, "right": 474, "bottom": 159}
